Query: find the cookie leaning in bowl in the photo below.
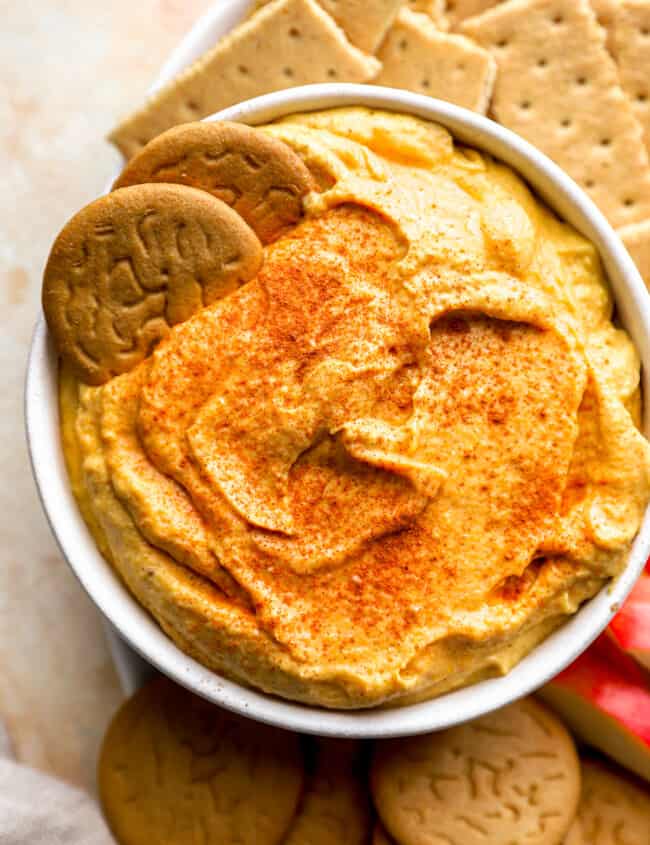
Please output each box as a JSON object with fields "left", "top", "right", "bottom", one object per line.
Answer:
{"left": 56, "top": 107, "right": 650, "bottom": 709}
{"left": 113, "top": 121, "right": 316, "bottom": 245}
{"left": 42, "top": 182, "right": 263, "bottom": 384}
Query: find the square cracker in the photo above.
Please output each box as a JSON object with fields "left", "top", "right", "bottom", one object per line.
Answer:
{"left": 405, "top": 0, "right": 449, "bottom": 28}
{"left": 446, "top": 0, "right": 501, "bottom": 28}
{"left": 619, "top": 219, "right": 650, "bottom": 288}
{"left": 375, "top": 9, "right": 496, "bottom": 113}
{"left": 251, "top": 0, "right": 401, "bottom": 52}
{"left": 613, "top": 1, "right": 650, "bottom": 152}
{"left": 448, "top": 0, "right": 619, "bottom": 48}
{"left": 592, "top": 0, "right": 624, "bottom": 38}
{"left": 109, "top": 0, "right": 381, "bottom": 159}
{"left": 461, "top": 0, "right": 650, "bottom": 228}
{"left": 589, "top": 0, "right": 622, "bottom": 50}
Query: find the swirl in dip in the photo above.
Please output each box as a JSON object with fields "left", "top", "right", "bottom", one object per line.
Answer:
{"left": 60, "top": 109, "right": 650, "bottom": 708}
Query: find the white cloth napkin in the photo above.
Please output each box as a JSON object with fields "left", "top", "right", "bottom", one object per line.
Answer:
{"left": 0, "top": 722, "right": 114, "bottom": 844}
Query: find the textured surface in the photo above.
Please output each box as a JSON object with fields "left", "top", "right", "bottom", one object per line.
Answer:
{"left": 406, "top": 0, "right": 447, "bottom": 25}
{"left": 375, "top": 8, "right": 496, "bottom": 113}
{"left": 110, "top": 0, "right": 381, "bottom": 159}
{"left": 62, "top": 108, "right": 650, "bottom": 708}
{"left": 0, "top": 0, "right": 213, "bottom": 792}
{"left": 446, "top": 0, "right": 503, "bottom": 27}
{"left": 448, "top": 0, "right": 619, "bottom": 39}
{"left": 564, "top": 758, "right": 650, "bottom": 844}
{"left": 620, "top": 218, "right": 650, "bottom": 288}
{"left": 613, "top": 1, "right": 650, "bottom": 153}
{"left": 462, "top": 0, "right": 650, "bottom": 229}
{"left": 592, "top": 0, "right": 627, "bottom": 46}
{"left": 43, "top": 183, "right": 262, "bottom": 383}
{"left": 253, "top": 0, "right": 402, "bottom": 52}
{"left": 99, "top": 676, "right": 304, "bottom": 845}
{"left": 114, "top": 120, "right": 316, "bottom": 244}
{"left": 371, "top": 698, "right": 581, "bottom": 845}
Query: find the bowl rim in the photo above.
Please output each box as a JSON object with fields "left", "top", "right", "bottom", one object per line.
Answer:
{"left": 25, "top": 83, "right": 650, "bottom": 738}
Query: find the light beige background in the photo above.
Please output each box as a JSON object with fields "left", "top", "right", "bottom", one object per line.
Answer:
{"left": 0, "top": 0, "right": 213, "bottom": 792}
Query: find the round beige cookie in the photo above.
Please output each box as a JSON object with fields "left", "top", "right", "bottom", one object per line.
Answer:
{"left": 98, "top": 675, "right": 304, "bottom": 845}
{"left": 371, "top": 697, "right": 581, "bottom": 845}
{"left": 43, "top": 182, "right": 262, "bottom": 384}
{"left": 564, "top": 758, "right": 650, "bottom": 845}
{"left": 284, "top": 738, "right": 371, "bottom": 845}
{"left": 113, "top": 121, "right": 315, "bottom": 244}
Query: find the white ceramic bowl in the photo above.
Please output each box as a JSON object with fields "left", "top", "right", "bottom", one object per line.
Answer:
{"left": 26, "top": 79, "right": 650, "bottom": 736}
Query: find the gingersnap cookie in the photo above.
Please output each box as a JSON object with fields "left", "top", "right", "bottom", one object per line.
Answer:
{"left": 370, "top": 698, "right": 580, "bottom": 845}
{"left": 42, "top": 182, "right": 262, "bottom": 384}
{"left": 113, "top": 121, "right": 315, "bottom": 244}
{"left": 564, "top": 758, "right": 650, "bottom": 845}
{"left": 284, "top": 738, "right": 371, "bottom": 845}
{"left": 98, "top": 676, "right": 304, "bottom": 845}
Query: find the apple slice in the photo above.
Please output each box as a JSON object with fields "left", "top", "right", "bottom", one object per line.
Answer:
{"left": 539, "top": 634, "right": 650, "bottom": 783}
{"left": 609, "top": 574, "right": 650, "bottom": 671}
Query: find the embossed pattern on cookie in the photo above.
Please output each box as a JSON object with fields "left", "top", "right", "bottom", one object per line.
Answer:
{"left": 564, "top": 758, "right": 650, "bottom": 845}
{"left": 43, "top": 183, "right": 263, "bottom": 384}
{"left": 113, "top": 122, "right": 316, "bottom": 244}
{"left": 98, "top": 676, "right": 304, "bottom": 845}
{"left": 370, "top": 698, "right": 581, "bottom": 845}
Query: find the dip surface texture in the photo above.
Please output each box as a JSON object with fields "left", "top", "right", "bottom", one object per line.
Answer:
{"left": 60, "top": 109, "right": 650, "bottom": 708}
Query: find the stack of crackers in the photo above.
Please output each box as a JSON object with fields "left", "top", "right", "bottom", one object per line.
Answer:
{"left": 98, "top": 676, "right": 650, "bottom": 845}
{"left": 109, "top": 0, "right": 650, "bottom": 293}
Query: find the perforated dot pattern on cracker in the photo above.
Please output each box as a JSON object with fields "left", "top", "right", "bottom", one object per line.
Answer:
{"left": 447, "top": 0, "right": 618, "bottom": 40}
{"left": 613, "top": 1, "right": 650, "bottom": 154}
{"left": 110, "top": 0, "right": 381, "bottom": 160}
{"left": 252, "top": 0, "right": 402, "bottom": 52}
{"left": 375, "top": 8, "right": 496, "bottom": 113}
{"left": 461, "top": 0, "right": 650, "bottom": 229}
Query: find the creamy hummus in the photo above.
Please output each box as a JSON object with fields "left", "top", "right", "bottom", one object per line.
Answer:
{"left": 60, "top": 108, "right": 650, "bottom": 708}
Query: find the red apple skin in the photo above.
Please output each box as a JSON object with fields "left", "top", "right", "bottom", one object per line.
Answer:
{"left": 609, "top": 575, "right": 650, "bottom": 671}
{"left": 539, "top": 634, "right": 650, "bottom": 783}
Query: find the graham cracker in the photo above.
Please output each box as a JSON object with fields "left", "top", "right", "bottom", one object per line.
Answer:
{"left": 375, "top": 9, "right": 496, "bottom": 113}
{"left": 446, "top": 0, "right": 501, "bottom": 28}
{"left": 448, "top": 0, "right": 619, "bottom": 48}
{"left": 109, "top": 0, "right": 381, "bottom": 159}
{"left": 250, "top": 0, "right": 401, "bottom": 52}
{"left": 461, "top": 0, "right": 650, "bottom": 228}
{"left": 619, "top": 218, "right": 650, "bottom": 288}
{"left": 592, "top": 0, "right": 623, "bottom": 45}
{"left": 613, "top": 1, "right": 650, "bottom": 152}
{"left": 406, "top": 0, "right": 449, "bottom": 28}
